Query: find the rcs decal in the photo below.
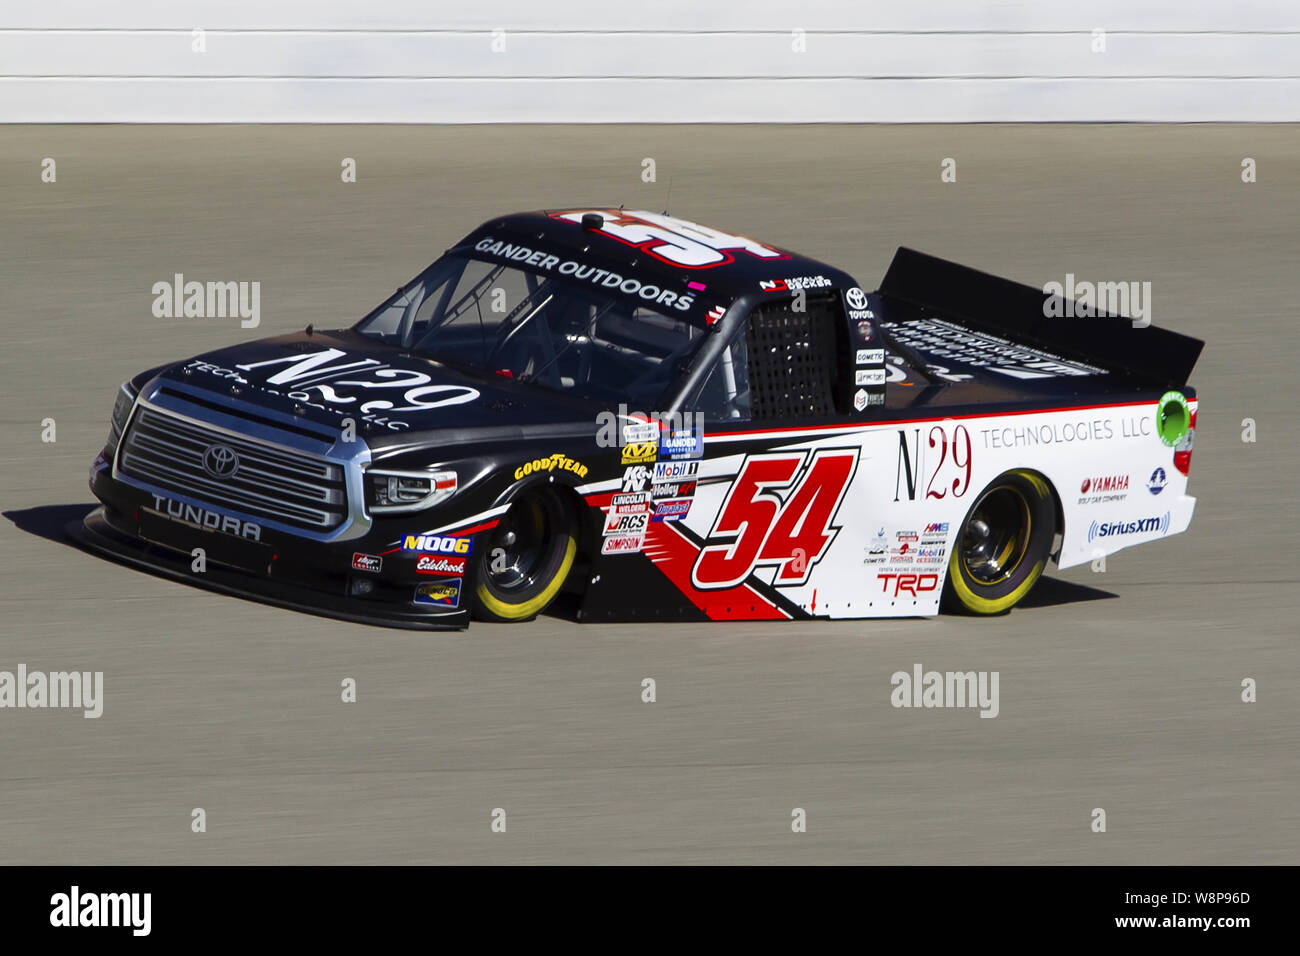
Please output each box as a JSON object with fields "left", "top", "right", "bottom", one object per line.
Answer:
{"left": 894, "top": 424, "right": 972, "bottom": 502}
{"left": 691, "top": 449, "right": 859, "bottom": 589}
{"left": 604, "top": 511, "right": 651, "bottom": 536}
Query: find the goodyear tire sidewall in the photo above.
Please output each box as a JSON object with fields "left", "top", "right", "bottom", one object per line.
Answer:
{"left": 472, "top": 489, "right": 578, "bottom": 622}
{"left": 945, "top": 470, "right": 1055, "bottom": 615}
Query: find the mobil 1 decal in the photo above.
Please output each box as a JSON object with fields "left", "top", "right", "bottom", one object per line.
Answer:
{"left": 894, "top": 422, "right": 973, "bottom": 502}
{"left": 691, "top": 448, "right": 859, "bottom": 590}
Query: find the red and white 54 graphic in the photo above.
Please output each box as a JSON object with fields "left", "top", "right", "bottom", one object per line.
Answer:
{"left": 692, "top": 448, "right": 860, "bottom": 589}
{"left": 551, "top": 209, "right": 787, "bottom": 269}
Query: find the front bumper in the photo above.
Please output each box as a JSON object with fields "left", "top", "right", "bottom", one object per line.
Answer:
{"left": 72, "top": 504, "right": 471, "bottom": 631}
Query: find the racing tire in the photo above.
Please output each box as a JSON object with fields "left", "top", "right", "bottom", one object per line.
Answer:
{"left": 943, "top": 470, "right": 1055, "bottom": 615}
{"left": 471, "top": 488, "right": 578, "bottom": 622}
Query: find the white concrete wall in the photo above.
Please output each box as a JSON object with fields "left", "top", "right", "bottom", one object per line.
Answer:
{"left": 4, "top": 1, "right": 1299, "bottom": 122}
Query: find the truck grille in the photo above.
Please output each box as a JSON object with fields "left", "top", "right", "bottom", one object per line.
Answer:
{"left": 118, "top": 407, "right": 347, "bottom": 531}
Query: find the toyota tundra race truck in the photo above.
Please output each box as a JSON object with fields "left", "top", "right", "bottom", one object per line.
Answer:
{"left": 77, "top": 208, "right": 1202, "bottom": 629}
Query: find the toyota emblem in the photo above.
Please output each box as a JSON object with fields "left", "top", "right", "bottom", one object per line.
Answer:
{"left": 202, "top": 444, "right": 240, "bottom": 478}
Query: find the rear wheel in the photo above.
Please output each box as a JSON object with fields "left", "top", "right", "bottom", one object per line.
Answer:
{"left": 471, "top": 489, "right": 578, "bottom": 622}
{"left": 944, "top": 470, "right": 1055, "bottom": 615}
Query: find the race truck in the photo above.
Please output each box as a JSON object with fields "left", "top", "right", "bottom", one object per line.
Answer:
{"left": 78, "top": 208, "right": 1203, "bottom": 629}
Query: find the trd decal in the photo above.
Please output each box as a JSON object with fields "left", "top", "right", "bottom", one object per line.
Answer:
{"left": 894, "top": 423, "right": 973, "bottom": 502}
{"left": 879, "top": 572, "right": 940, "bottom": 597}
{"left": 692, "top": 449, "right": 859, "bottom": 590}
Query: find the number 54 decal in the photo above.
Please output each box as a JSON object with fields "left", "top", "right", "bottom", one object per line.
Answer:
{"left": 692, "top": 449, "right": 859, "bottom": 590}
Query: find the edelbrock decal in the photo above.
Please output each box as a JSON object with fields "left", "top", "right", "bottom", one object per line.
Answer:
{"left": 415, "top": 554, "right": 467, "bottom": 577}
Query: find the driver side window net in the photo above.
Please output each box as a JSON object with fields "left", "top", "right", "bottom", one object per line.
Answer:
{"left": 744, "top": 293, "right": 842, "bottom": 419}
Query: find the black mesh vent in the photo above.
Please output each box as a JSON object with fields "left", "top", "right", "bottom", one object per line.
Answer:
{"left": 745, "top": 293, "right": 842, "bottom": 419}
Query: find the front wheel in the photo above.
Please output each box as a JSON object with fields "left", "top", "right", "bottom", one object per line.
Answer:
{"left": 471, "top": 489, "right": 578, "bottom": 622}
{"left": 943, "top": 470, "right": 1055, "bottom": 615}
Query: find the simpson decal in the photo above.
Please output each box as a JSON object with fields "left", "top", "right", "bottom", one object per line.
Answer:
{"left": 602, "top": 533, "right": 646, "bottom": 555}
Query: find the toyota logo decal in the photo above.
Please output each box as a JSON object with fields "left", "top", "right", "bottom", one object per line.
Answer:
{"left": 202, "top": 444, "right": 240, "bottom": 478}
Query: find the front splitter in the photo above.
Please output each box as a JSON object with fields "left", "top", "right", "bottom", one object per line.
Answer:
{"left": 68, "top": 507, "right": 470, "bottom": 631}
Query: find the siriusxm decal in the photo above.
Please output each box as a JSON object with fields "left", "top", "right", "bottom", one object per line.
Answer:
{"left": 1087, "top": 512, "right": 1171, "bottom": 543}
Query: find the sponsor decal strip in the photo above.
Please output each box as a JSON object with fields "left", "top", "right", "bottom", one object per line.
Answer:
{"left": 708, "top": 398, "right": 1193, "bottom": 441}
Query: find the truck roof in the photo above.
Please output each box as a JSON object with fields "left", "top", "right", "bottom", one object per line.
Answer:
{"left": 451, "top": 208, "right": 862, "bottom": 323}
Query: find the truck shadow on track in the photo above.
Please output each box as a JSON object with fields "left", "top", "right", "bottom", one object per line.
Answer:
{"left": 1016, "top": 575, "right": 1117, "bottom": 609}
{"left": 4, "top": 504, "right": 1115, "bottom": 619}
{"left": 5, "top": 502, "right": 591, "bottom": 625}
{"left": 4, "top": 503, "right": 94, "bottom": 543}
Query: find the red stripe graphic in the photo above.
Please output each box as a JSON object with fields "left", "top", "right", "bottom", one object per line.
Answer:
{"left": 380, "top": 518, "right": 500, "bottom": 555}
{"left": 641, "top": 521, "right": 790, "bottom": 621}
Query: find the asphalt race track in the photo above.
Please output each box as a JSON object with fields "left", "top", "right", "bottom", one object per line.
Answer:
{"left": 1, "top": 125, "right": 1296, "bottom": 864}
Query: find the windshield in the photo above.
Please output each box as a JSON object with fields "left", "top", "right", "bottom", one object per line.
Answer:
{"left": 354, "top": 254, "right": 707, "bottom": 407}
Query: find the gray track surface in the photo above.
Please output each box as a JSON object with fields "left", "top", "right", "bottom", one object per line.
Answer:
{"left": 1, "top": 125, "right": 1296, "bottom": 864}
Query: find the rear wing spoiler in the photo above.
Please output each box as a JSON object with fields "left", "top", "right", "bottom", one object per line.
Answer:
{"left": 879, "top": 248, "right": 1204, "bottom": 389}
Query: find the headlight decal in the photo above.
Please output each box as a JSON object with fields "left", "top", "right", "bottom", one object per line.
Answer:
{"left": 365, "top": 469, "right": 458, "bottom": 513}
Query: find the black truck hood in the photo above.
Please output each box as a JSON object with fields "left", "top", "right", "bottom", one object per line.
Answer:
{"left": 150, "top": 330, "right": 600, "bottom": 439}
